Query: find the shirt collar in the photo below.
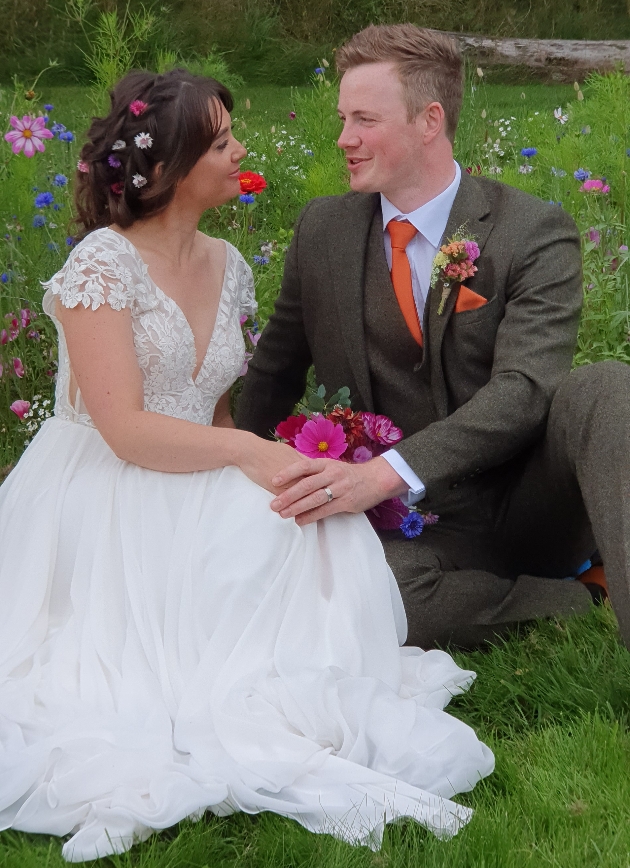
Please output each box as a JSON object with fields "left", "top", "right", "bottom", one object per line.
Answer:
{"left": 381, "top": 161, "right": 461, "bottom": 249}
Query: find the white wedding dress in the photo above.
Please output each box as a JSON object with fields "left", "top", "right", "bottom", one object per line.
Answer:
{"left": 0, "top": 228, "right": 494, "bottom": 862}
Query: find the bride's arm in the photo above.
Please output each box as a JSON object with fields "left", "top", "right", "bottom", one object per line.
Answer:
{"left": 60, "top": 302, "right": 300, "bottom": 489}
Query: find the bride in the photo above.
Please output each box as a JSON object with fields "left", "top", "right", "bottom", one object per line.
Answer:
{"left": 0, "top": 68, "right": 493, "bottom": 862}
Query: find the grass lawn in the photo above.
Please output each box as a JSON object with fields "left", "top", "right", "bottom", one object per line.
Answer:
{"left": 1, "top": 77, "right": 630, "bottom": 866}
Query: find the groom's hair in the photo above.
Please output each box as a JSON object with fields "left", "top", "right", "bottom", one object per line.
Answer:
{"left": 336, "top": 24, "right": 463, "bottom": 143}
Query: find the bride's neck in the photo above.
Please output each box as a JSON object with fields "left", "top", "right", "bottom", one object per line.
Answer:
{"left": 118, "top": 201, "right": 204, "bottom": 266}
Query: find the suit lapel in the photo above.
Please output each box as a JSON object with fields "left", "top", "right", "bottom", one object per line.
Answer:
{"left": 327, "top": 193, "right": 380, "bottom": 411}
{"left": 425, "top": 173, "right": 494, "bottom": 416}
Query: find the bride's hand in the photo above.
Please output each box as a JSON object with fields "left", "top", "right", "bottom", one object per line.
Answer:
{"left": 238, "top": 438, "right": 310, "bottom": 495}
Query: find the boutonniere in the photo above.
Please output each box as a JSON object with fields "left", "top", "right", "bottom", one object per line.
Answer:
{"left": 431, "top": 228, "right": 481, "bottom": 315}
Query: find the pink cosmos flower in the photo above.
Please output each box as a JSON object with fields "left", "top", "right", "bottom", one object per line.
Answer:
{"left": 239, "top": 314, "right": 248, "bottom": 326}
{"left": 13, "top": 358, "right": 24, "bottom": 378}
{"left": 362, "top": 413, "right": 403, "bottom": 446}
{"left": 294, "top": 416, "right": 347, "bottom": 459}
{"left": 4, "top": 315, "right": 19, "bottom": 340}
{"left": 580, "top": 179, "right": 610, "bottom": 194}
{"left": 4, "top": 115, "right": 53, "bottom": 157}
{"left": 587, "top": 227, "right": 601, "bottom": 246}
{"left": 20, "top": 308, "right": 35, "bottom": 329}
{"left": 352, "top": 445, "right": 373, "bottom": 463}
{"left": 10, "top": 399, "right": 30, "bottom": 419}
{"left": 246, "top": 329, "right": 261, "bottom": 346}
{"left": 0, "top": 330, "right": 7, "bottom": 345}
{"left": 275, "top": 413, "right": 307, "bottom": 445}
{"left": 464, "top": 240, "right": 480, "bottom": 261}
{"left": 239, "top": 352, "right": 253, "bottom": 377}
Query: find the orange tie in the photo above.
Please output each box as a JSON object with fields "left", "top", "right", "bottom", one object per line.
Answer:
{"left": 387, "top": 219, "right": 422, "bottom": 346}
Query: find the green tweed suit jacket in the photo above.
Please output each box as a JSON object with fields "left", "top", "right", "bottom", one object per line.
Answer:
{"left": 236, "top": 171, "right": 583, "bottom": 507}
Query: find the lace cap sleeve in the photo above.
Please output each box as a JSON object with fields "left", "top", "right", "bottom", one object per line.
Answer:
{"left": 236, "top": 254, "right": 258, "bottom": 318}
{"left": 42, "top": 229, "right": 141, "bottom": 312}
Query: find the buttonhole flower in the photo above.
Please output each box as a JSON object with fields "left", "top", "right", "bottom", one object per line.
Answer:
{"left": 574, "top": 168, "right": 591, "bottom": 181}
{"left": 401, "top": 512, "right": 424, "bottom": 538}
{"left": 32, "top": 215, "right": 46, "bottom": 228}
{"left": 134, "top": 132, "right": 153, "bottom": 149}
{"left": 58, "top": 131, "right": 74, "bottom": 142}
{"left": 132, "top": 173, "right": 147, "bottom": 188}
{"left": 129, "top": 100, "right": 148, "bottom": 116}
{"left": 10, "top": 399, "right": 30, "bottom": 419}
{"left": 13, "top": 358, "right": 24, "bottom": 378}
{"left": 53, "top": 173, "right": 68, "bottom": 186}
{"left": 34, "top": 191, "right": 54, "bottom": 207}
{"left": 77, "top": 160, "right": 89, "bottom": 173}
{"left": 108, "top": 154, "right": 122, "bottom": 168}
{"left": 295, "top": 416, "right": 348, "bottom": 460}
{"left": 4, "top": 115, "right": 53, "bottom": 157}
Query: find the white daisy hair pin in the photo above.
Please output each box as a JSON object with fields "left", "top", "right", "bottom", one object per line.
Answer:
{"left": 134, "top": 132, "right": 153, "bottom": 150}
{"left": 132, "top": 173, "right": 147, "bottom": 188}
{"left": 111, "top": 139, "right": 126, "bottom": 151}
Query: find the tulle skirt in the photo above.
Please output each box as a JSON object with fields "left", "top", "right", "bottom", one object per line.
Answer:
{"left": 0, "top": 417, "right": 494, "bottom": 861}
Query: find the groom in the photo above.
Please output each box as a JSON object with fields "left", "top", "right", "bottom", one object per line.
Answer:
{"left": 236, "top": 23, "right": 630, "bottom": 649}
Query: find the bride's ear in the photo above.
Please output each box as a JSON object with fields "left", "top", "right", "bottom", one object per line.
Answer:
{"left": 153, "top": 162, "right": 165, "bottom": 180}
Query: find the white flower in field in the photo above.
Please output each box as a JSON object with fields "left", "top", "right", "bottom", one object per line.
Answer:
{"left": 519, "top": 164, "right": 534, "bottom": 174}
{"left": 554, "top": 107, "right": 568, "bottom": 124}
{"left": 132, "top": 173, "right": 147, "bottom": 188}
{"left": 134, "top": 132, "right": 153, "bottom": 149}
{"left": 488, "top": 166, "right": 502, "bottom": 174}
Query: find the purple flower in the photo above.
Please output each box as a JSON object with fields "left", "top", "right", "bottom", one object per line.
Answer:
{"left": 314, "top": 67, "right": 324, "bottom": 74}
{"left": 53, "top": 173, "right": 68, "bottom": 186}
{"left": 620, "top": 245, "right": 629, "bottom": 253}
{"left": 586, "top": 227, "right": 601, "bottom": 246}
{"left": 240, "top": 193, "right": 255, "bottom": 204}
{"left": 423, "top": 512, "right": 439, "bottom": 525}
{"left": 352, "top": 445, "right": 373, "bottom": 463}
{"left": 464, "top": 240, "right": 480, "bottom": 261}
{"left": 34, "top": 191, "right": 54, "bottom": 207}
{"left": 108, "top": 154, "right": 122, "bottom": 168}
{"left": 574, "top": 168, "right": 591, "bottom": 181}
{"left": 246, "top": 328, "right": 261, "bottom": 346}
{"left": 44, "top": 104, "right": 54, "bottom": 112}
{"left": 521, "top": 147, "right": 537, "bottom": 158}
{"left": 66, "top": 236, "right": 76, "bottom": 247}
{"left": 401, "top": 512, "right": 424, "bottom": 539}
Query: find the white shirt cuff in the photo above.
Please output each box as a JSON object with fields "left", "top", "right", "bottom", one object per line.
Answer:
{"left": 380, "top": 450, "right": 426, "bottom": 506}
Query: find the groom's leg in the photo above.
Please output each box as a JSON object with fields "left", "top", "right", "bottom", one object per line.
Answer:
{"left": 500, "top": 361, "right": 630, "bottom": 648}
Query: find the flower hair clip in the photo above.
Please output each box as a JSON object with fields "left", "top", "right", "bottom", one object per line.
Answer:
{"left": 111, "top": 181, "right": 124, "bottom": 195}
{"left": 111, "top": 140, "right": 126, "bottom": 151}
{"left": 132, "top": 174, "right": 147, "bottom": 188}
{"left": 77, "top": 160, "right": 89, "bottom": 173}
{"left": 134, "top": 132, "right": 153, "bottom": 150}
{"left": 108, "top": 154, "right": 122, "bottom": 168}
{"left": 129, "top": 100, "right": 148, "bottom": 117}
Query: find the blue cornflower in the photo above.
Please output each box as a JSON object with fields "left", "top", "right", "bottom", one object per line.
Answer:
{"left": 59, "top": 131, "right": 75, "bottom": 142}
{"left": 239, "top": 193, "right": 255, "bottom": 204}
{"left": 253, "top": 255, "right": 270, "bottom": 265}
{"left": 53, "top": 203, "right": 64, "bottom": 211}
{"left": 521, "top": 147, "right": 537, "bottom": 158}
{"left": 314, "top": 67, "right": 324, "bottom": 74}
{"left": 44, "top": 103, "right": 54, "bottom": 111}
{"left": 574, "top": 168, "right": 591, "bottom": 181}
{"left": 53, "top": 174, "right": 68, "bottom": 187}
{"left": 0, "top": 273, "right": 9, "bottom": 283}
{"left": 47, "top": 242, "right": 59, "bottom": 252}
{"left": 401, "top": 513, "right": 424, "bottom": 539}
{"left": 550, "top": 166, "right": 567, "bottom": 177}
{"left": 32, "top": 215, "right": 46, "bottom": 228}
{"left": 43, "top": 116, "right": 48, "bottom": 123}
{"left": 51, "top": 123, "right": 66, "bottom": 135}
{"left": 66, "top": 236, "right": 76, "bottom": 247}
{"left": 34, "top": 192, "right": 54, "bottom": 208}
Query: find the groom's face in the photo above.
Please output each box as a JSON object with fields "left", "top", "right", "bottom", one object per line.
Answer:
{"left": 337, "top": 62, "right": 427, "bottom": 200}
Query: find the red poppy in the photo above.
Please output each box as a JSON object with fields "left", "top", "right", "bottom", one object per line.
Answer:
{"left": 239, "top": 171, "right": 267, "bottom": 194}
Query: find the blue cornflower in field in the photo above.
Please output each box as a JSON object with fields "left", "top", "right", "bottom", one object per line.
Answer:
{"left": 32, "top": 215, "right": 46, "bottom": 228}
{"left": 34, "top": 192, "right": 54, "bottom": 208}
{"left": 521, "top": 147, "right": 537, "bottom": 158}
{"left": 44, "top": 104, "right": 54, "bottom": 111}
{"left": 47, "top": 242, "right": 59, "bottom": 252}
{"left": 239, "top": 193, "right": 255, "bottom": 204}
{"left": 401, "top": 513, "right": 424, "bottom": 539}
{"left": 253, "top": 255, "right": 270, "bottom": 265}
{"left": 66, "top": 236, "right": 76, "bottom": 247}
{"left": 51, "top": 123, "right": 66, "bottom": 135}
{"left": 1, "top": 273, "right": 9, "bottom": 283}
{"left": 574, "top": 168, "right": 591, "bottom": 181}
{"left": 53, "top": 203, "right": 64, "bottom": 211}
{"left": 314, "top": 67, "right": 324, "bottom": 74}
{"left": 59, "top": 131, "right": 75, "bottom": 142}
{"left": 53, "top": 174, "right": 68, "bottom": 186}
{"left": 551, "top": 166, "right": 567, "bottom": 177}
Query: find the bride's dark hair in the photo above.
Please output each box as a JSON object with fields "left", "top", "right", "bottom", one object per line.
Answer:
{"left": 74, "top": 68, "right": 233, "bottom": 239}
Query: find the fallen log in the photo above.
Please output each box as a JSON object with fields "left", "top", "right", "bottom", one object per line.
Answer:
{"left": 439, "top": 32, "right": 630, "bottom": 80}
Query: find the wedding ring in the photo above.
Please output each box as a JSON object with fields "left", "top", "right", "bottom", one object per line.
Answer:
{"left": 324, "top": 486, "right": 334, "bottom": 503}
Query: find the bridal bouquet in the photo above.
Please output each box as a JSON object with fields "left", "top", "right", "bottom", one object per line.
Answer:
{"left": 275, "top": 386, "right": 438, "bottom": 537}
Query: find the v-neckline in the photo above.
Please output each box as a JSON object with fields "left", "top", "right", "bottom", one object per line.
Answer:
{"left": 105, "top": 227, "right": 230, "bottom": 385}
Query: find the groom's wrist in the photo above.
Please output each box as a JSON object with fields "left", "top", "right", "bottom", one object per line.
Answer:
{"left": 368, "top": 456, "right": 410, "bottom": 500}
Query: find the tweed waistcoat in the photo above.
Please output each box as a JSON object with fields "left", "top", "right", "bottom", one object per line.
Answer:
{"left": 363, "top": 213, "right": 438, "bottom": 437}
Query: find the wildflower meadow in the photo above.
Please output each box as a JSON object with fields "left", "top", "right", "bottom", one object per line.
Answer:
{"left": 1, "top": 59, "right": 630, "bottom": 868}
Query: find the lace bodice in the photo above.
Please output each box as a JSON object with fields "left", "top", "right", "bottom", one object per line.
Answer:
{"left": 42, "top": 227, "right": 257, "bottom": 427}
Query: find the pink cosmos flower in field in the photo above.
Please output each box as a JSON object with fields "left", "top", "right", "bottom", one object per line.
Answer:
{"left": 580, "top": 179, "right": 610, "bottom": 194}
{"left": 4, "top": 115, "right": 53, "bottom": 157}
{"left": 0, "top": 330, "right": 7, "bottom": 345}
{"left": 362, "top": 413, "right": 403, "bottom": 446}
{"left": 10, "top": 399, "right": 30, "bottom": 419}
{"left": 20, "top": 308, "right": 35, "bottom": 329}
{"left": 13, "top": 358, "right": 24, "bottom": 378}
{"left": 294, "top": 416, "right": 347, "bottom": 459}
{"left": 587, "top": 227, "right": 601, "bottom": 246}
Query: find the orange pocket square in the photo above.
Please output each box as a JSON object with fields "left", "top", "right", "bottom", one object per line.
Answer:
{"left": 454, "top": 284, "right": 487, "bottom": 313}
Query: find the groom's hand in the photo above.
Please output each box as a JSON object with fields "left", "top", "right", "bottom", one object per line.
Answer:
{"left": 270, "top": 456, "right": 408, "bottom": 526}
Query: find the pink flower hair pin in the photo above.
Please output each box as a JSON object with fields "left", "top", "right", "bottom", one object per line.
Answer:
{"left": 77, "top": 160, "right": 89, "bottom": 173}
{"left": 132, "top": 174, "right": 147, "bottom": 188}
{"left": 129, "top": 100, "right": 148, "bottom": 117}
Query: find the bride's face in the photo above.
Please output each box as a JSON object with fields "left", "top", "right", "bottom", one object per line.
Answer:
{"left": 177, "top": 101, "right": 247, "bottom": 210}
